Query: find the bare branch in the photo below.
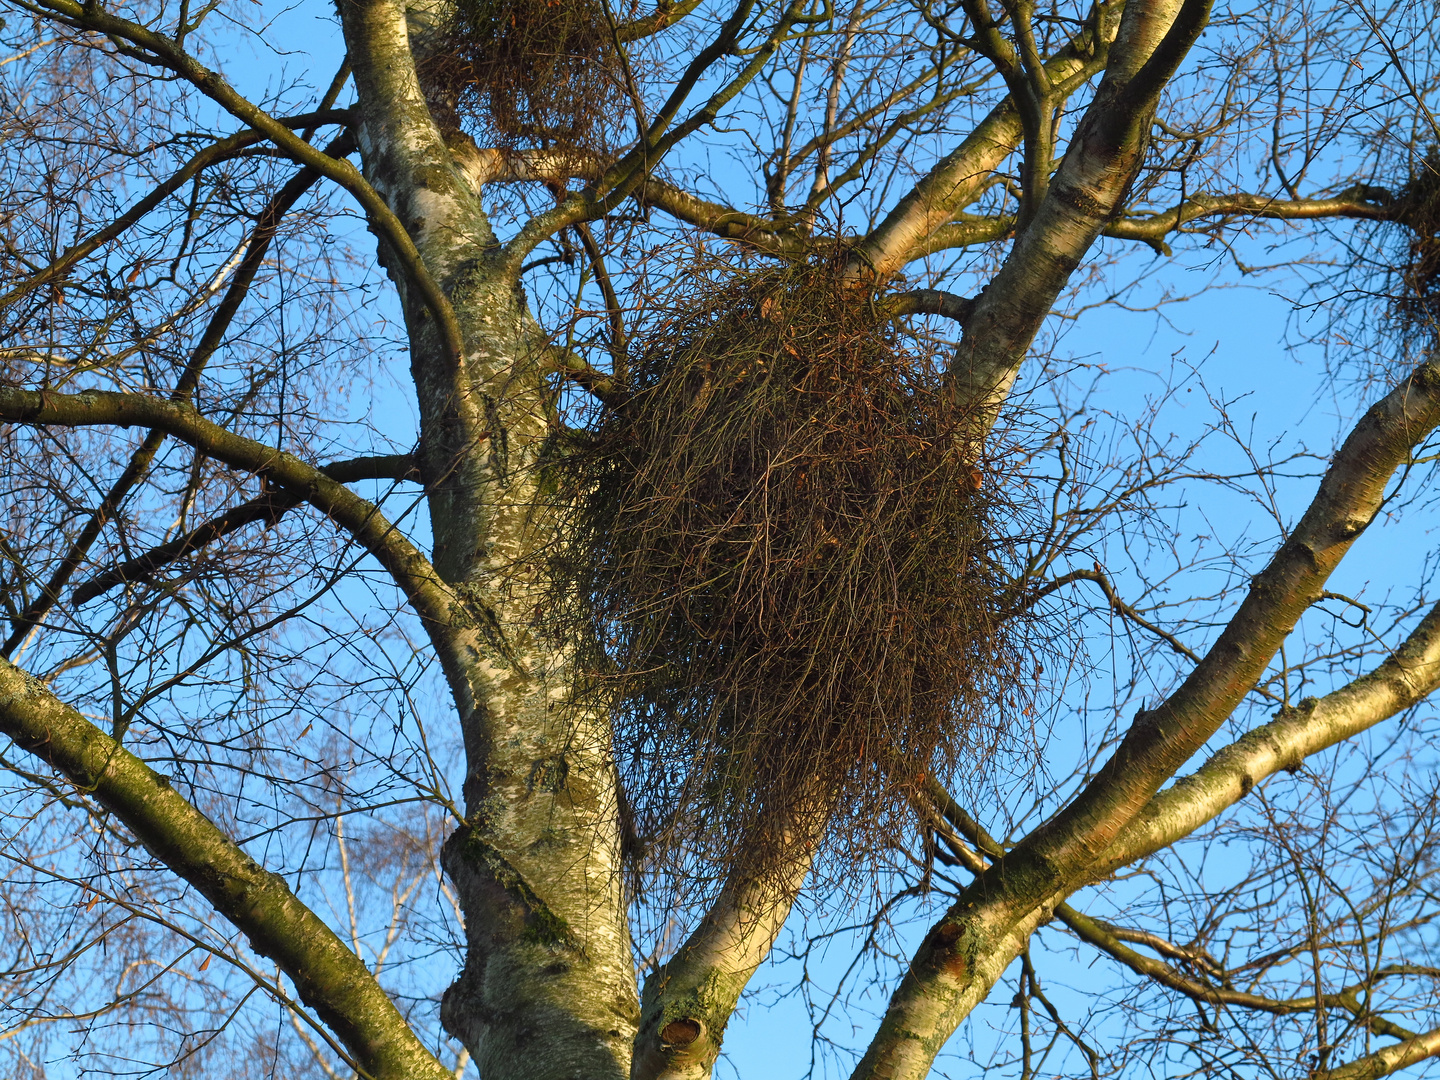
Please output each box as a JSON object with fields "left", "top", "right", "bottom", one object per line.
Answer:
{"left": 1054, "top": 902, "right": 1420, "bottom": 1040}
{"left": 1029, "top": 354, "right": 1440, "bottom": 884}
{"left": 1104, "top": 189, "right": 1396, "bottom": 252}
{"left": 0, "top": 388, "right": 455, "bottom": 634}
{"left": 631, "top": 808, "right": 818, "bottom": 1080}
{"left": 852, "top": 351, "right": 1440, "bottom": 1080}
{"left": 0, "top": 658, "right": 453, "bottom": 1080}
{"left": 29, "top": 0, "right": 466, "bottom": 369}
{"left": 448, "top": 142, "right": 611, "bottom": 187}
{"left": 949, "top": 0, "right": 1212, "bottom": 411}
{"left": 1096, "top": 595, "right": 1440, "bottom": 876}
{"left": 857, "top": 2, "right": 1123, "bottom": 275}
{"left": 614, "top": 0, "right": 704, "bottom": 42}
{"left": 1, "top": 143, "right": 345, "bottom": 654}
{"left": 71, "top": 452, "right": 419, "bottom": 604}
{"left": 503, "top": 0, "right": 816, "bottom": 268}
{"left": 1314, "top": 1026, "right": 1440, "bottom": 1080}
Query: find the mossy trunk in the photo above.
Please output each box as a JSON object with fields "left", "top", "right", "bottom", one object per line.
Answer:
{"left": 340, "top": 0, "right": 640, "bottom": 1074}
{"left": 424, "top": 270, "right": 638, "bottom": 1080}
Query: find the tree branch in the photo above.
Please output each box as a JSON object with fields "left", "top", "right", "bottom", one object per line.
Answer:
{"left": 1020, "top": 355, "right": 1440, "bottom": 885}
{"left": 947, "top": 0, "right": 1211, "bottom": 412}
{"left": 615, "top": 0, "right": 705, "bottom": 42}
{"left": 0, "top": 388, "right": 454, "bottom": 633}
{"left": 1103, "top": 189, "right": 1395, "bottom": 252}
{"left": 0, "top": 106, "right": 349, "bottom": 315}
{"left": 1315, "top": 1026, "right": 1440, "bottom": 1080}
{"left": 0, "top": 131, "right": 255, "bottom": 314}
{"left": 885, "top": 289, "right": 978, "bottom": 325}
{"left": 75, "top": 489, "right": 298, "bottom": 605}
{"left": 631, "top": 809, "right": 818, "bottom": 1080}
{"left": 503, "top": 0, "right": 819, "bottom": 269}
{"left": 30, "top": 0, "right": 465, "bottom": 369}
{"left": 910, "top": 213, "right": 1018, "bottom": 255}
{"left": 928, "top": 779, "right": 1427, "bottom": 1047}
{"left": 2, "top": 142, "right": 347, "bottom": 655}
{"left": 447, "top": 143, "right": 610, "bottom": 187}
{"left": 856, "top": 0, "right": 1122, "bottom": 276}
{"left": 1113, "top": 0, "right": 1210, "bottom": 113}
{"left": 572, "top": 222, "right": 628, "bottom": 377}
{"left": 1094, "top": 594, "right": 1440, "bottom": 877}
{"left": 71, "top": 453, "right": 419, "bottom": 604}
{"left": 1054, "top": 903, "right": 1421, "bottom": 1041}
{"left": 637, "top": 177, "right": 810, "bottom": 257}
{"left": 0, "top": 658, "right": 452, "bottom": 1080}
{"left": 851, "top": 351, "right": 1440, "bottom": 1080}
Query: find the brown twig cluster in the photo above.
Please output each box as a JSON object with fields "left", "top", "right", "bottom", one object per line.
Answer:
{"left": 1395, "top": 148, "right": 1440, "bottom": 343}
{"left": 430, "top": 0, "right": 631, "bottom": 150}
{"left": 554, "top": 259, "right": 1029, "bottom": 883}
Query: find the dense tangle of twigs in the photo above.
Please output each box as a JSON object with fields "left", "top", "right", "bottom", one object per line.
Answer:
{"left": 429, "top": 0, "right": 631, "bottom": 150}
{"left": 1394, "top": 148, "right": 1440, "bottom": 344}
{"left": 552, "top": 258, "right": 1031, "bottom": 886}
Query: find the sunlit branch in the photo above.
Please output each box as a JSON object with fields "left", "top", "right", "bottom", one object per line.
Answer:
{"left": 804, "top": 78, "right": 984, "bottom": 213}
{"left": 630, "top": 803, "right": 820, "bottom": 1080}
{"left": 934, "top": 575, "right": 1440, "bottom": 1007}
{"left": 910, "top": 213, "right": 1018, "bottom": 255}
{"left": 852, "top": 348, "right": 1440, "bottom": 1080}
{"left": 928, "top": 778, "right": 1431, "bottom": 1050}
{"left": 638, "top": 177, "right": 809, "bottom": 256}
{"left": 445, "top": 145, "right": 812, "bottom": 258}
{"left": 614, "top": 0, "right": 704, "bottom": 42}
{"left": 1314, "top": 1025, "right": 1440, "bottom": 1080}
{"left": 0, "top": 388, "right": 455, "bottom": 634}
{"left": 1095, "top": 595, "right": 1440, "bottom": 876}
{"left": 857, "top": 0, "right": 1122, "bottom": 275}
{"left": 1104, "top": 189, "right": 1396, "bottom": 253}
{"left": 504, "top": 0, "right": 818, "bottom": 268}
{"left": 885, "top": 289, "right": 977, "bottom": 325}
{"left": 0, "top": 659, "right": 453, "bottom": 1080}
{"left": 544, "top": 346, "right": 624, "bottom": 404}
{"left": 947, "top": 0, "right": 1212, "bottom": 413}
{"left": 1013, "top": 351, "right": 1440, "bottom": 889}
{"left": 449, "top": 143, "right": 611, "bottom": 187}
{"left": 955, "top": 0, "right": 1056, "bottom": 228}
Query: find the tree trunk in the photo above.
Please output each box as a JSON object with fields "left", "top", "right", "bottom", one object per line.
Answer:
{"left": 339, "top": 0, "right": 640, "bottom": 1074}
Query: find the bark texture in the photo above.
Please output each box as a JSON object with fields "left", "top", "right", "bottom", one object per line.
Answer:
{"left": 339, "top": 0, "right": 640, "bottom": 1075}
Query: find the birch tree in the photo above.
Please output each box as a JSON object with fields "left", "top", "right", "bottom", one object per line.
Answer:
{"left": 0, "top": 0, "right": 1437, "bottom": 1077}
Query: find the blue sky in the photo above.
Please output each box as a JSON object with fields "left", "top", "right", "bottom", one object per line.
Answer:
{"left": 117, "top": 4, "right": 1440, "bottom": 1075}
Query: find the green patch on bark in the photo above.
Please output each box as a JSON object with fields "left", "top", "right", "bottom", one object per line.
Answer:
{"left": 642, "top": 966, "right": 738, "bottom": 1050}
{"left": 451, "top": 826, "right": 581, "bottom": 951}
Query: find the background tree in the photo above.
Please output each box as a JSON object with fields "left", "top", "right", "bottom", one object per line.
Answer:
{"left": 0, "top": 0, "right": 1437, "bottom": 1077}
